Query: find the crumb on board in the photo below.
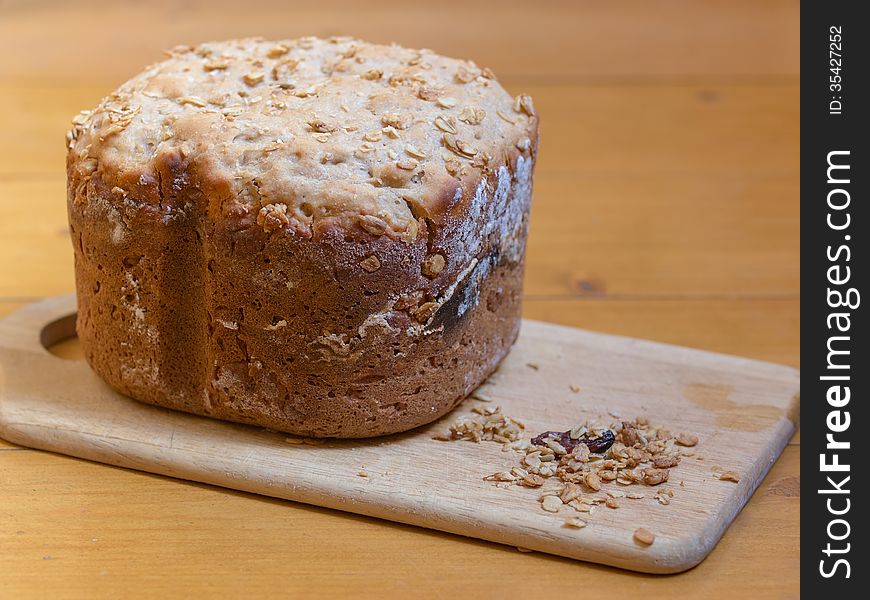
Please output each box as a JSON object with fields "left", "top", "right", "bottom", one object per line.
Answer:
{"left": 285, "top": 436, "right": 325, "bottom": 446}
{"left": 634, "top": 527, "right": 656, "bottom": 546}
{"left": 563, "top": 517, "right": 587, "bottom": 529}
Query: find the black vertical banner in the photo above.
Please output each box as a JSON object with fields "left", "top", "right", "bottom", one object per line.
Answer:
{"left": 802, "top": 1, "right": 867, "bottom": 595}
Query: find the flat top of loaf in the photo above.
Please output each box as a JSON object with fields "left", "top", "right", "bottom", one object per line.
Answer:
{"left": 68, "top": 36, "right": 538, "bottom": 238}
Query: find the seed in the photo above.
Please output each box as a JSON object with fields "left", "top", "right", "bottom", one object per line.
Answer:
{"left": 422, "top": 254, "right": 446, "bottom": 277}
{"left": 541, "top": 495, "right": 563, "bottom": 513}
{"left": 634, "top": 528, "right": 655, "bottom": 546}
{"left": 243, "top": 72, "right": 265, "bottom": 86}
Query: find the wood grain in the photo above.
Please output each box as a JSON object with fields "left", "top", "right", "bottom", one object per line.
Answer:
{"left": 0, "top": 0, "right": 799, "bottom": 86}
{"left": 0, "top": 445, "right": 799, "bottom": 599}
{"left": 0, "top": 296, "right": 799, "bottom": 574}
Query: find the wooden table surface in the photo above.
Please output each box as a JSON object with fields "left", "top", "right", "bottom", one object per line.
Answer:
{"left": 0, "top": 1, "right": 799, "bottom": 597}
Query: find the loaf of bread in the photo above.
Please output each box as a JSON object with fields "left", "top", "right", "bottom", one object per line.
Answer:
{"left": 66, "top": 37, "right": 539, "bottom": 437}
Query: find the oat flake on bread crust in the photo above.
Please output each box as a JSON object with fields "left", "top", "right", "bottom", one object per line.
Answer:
{"left": 67, "top": 36, "right": 539, "bottom": 438}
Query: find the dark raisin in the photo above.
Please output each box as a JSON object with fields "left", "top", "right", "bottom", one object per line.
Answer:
{"left": 531, "top": 429, "right": 615, "bottom": 454}
{"left": 583, "top": 430, "right": 615, "bottom": 453}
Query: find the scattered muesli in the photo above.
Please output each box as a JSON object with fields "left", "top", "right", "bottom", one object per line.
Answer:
{"left": 432, "top": 404, "right": 524, "bottom": 444}
{"left": 436, "top": 405, "right": 704, "bottom": 546}
{"left": 284, "top": 436, "right": 325, "bottom": 446}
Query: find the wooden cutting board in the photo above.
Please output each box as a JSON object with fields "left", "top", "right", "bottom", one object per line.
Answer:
{"left": 0, "top": 295, "right": 799, "bottom": 573}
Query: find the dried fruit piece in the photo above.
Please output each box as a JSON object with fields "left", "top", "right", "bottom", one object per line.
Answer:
{"left": 417, "top": 86, "right": 442, "bottom": 101}
{"left": 257, "top": 203, "right": 290, "bottom": 232}
{"left": 442, "top": 134, "right": 478, "bottom": 158}
{"left": 307, "top": 119, "right": 336, "bottom": 133}
{"left": 414, "top": 302, "right": 438, "bottom": 322}
{"left": 531, "top": 429, "right": 615, "bottom": 454}
{"left": 358, "top": 214, "right": 388, "bottom": 236}
{"left": 455, "top": 65, "right": 477, "bottom": 83}
{"left": 243, "top": 72, "right": 265, "bottom": 86}
{"left": 458, "top": 106, "right": 486, "bottom": 125}
{"left": 434, "top": 115, "right": 457, "bottom": 134}
{"left": 563, "top": 517, "right": 587, "bottom": 529}
{"left": 514, "top": 94, "right": 535, "bottom": 116}
{"left": 653, "top": 455, "right": 681, "bottom": 469}
{"left": 643, "top": 468, "right": 670, "bottom": 486}
{"left": 521, "top": 474, "right": 545, "bottom": 488}
{"left": 381, "top": 112, "right": 412, "bottom": 130}
{"left": 266, "top": 44, "right": 290, "bottom": 58}
{"left": 359, "top": 255, "right": 381, "bottom": 272}
{"left": 583, "top": 472, "right": 602, "bottom": 492}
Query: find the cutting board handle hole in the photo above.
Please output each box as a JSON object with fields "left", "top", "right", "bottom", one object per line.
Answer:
{"left": 40, "top": 313, "right": 83, "bottom": 360}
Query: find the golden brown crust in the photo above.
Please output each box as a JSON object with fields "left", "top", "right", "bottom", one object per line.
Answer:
{"left": 68, "top": 37, "right": 538, "bottom": 437}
